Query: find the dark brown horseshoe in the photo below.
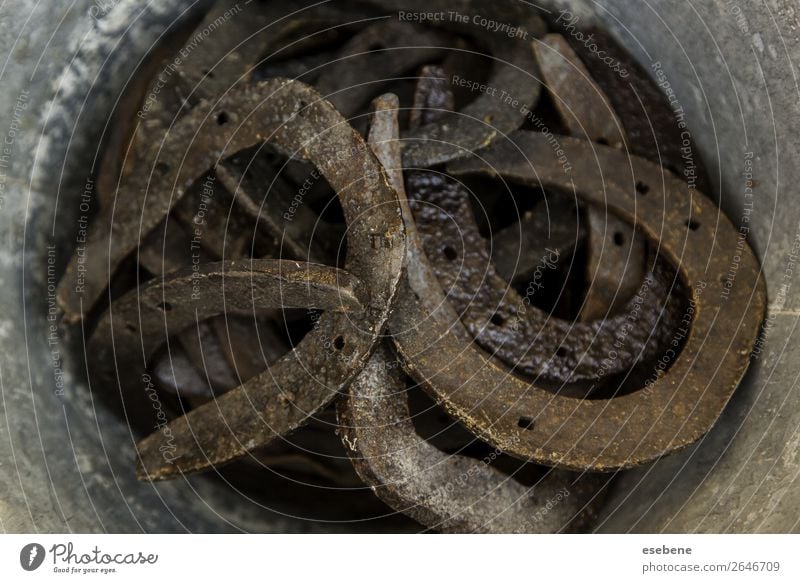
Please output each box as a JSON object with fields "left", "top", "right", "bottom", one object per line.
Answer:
{"left": 404, "top": 66, "right": 682, "bottom": 385}
{"left": 390, "top": 130, "right": 765, "bottom": 471}
{"left": 83, "top": 79, "right": 406, "bottom": 480}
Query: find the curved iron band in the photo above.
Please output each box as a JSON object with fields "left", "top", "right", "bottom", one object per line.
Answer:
{"left": 86, "top": 80, "right": 406, "bottom": 480}
{"left": 339, "top": 344, "right": 598, "bottom": 533}
{"left": 402, "top": 66, "right": 678, "bottom": 385}
{"left": 97, "top": 3, "right": 366, "bottom": 263}
{"left": 391, "top": 131, "right": 765, "bottom": 471}
{"left": 58, "top": 78, "right": 402, "bottom": 321}
{"left": 407, "top": 170, "right": 682, "bottom": 384}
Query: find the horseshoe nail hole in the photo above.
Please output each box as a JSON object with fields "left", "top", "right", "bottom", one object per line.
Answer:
{"left": 491, "top": 312, "right": 505, "bottom": 326}
{"left": 613, "top": 231, "right": 625, "bottom": 246}
{"left": 297, "top": 100, "right": 310, "bottom": 117}
{"left": 555, "top": 347, "right": 568, "bottom": 359}
{"left": 125, "top": 323, "right": 137, "bottom": 333}
{"left": 597, "top": 137, "right": 609, "bottom": 146}
{"left": 443, "top": 246, "right": 458, "bottom": 261}
{"left": 685, "top": 218, "right": 701, "bottom": 231}
{"left": 333, "top": 336, "right": 345, "bottom": 350}
{"left": 156, "top": 302, "right": 172, "bottom": 312}
{"left": 202, "top": 69, "right": 215, "bottom": 79}
{"left": 635, "top": 181, "right": 650, "bottom": 195}
{"left": 517, "top": 416, "right": 535, "bottom": 430}
{"left": 216, "top": 111, "right": 229, "bottom": 125}
{"left": 155, "top": 162, "right": 170, "bottom": 175}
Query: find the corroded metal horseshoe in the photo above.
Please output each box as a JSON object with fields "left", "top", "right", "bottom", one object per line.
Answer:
{"left": 336, "top": 94, "right": 605, "bottom": 532}
{"left": 405, "top": 66, "right": 684, "bottom": 386}
{"left": 391, "top": 130, "right": 765, "bottom": 471}
{"left": 85, "top": 79, "right": 406, "bottom": 480}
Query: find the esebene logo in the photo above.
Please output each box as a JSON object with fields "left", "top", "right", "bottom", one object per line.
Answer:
{"left": 19, "top": 542, "right": 158, "bottom": 574}
{"left": 20, "top": 543, "right": 46, "bottom": 571}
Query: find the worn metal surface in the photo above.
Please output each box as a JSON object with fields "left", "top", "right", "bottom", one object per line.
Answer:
{"left": 83, "top": 79, "right": 407, "bottom": 480}
{"left": 48, "top": 0, "right": 769, "bottom": 526}
{"left": 340, "top": 344, "right": 602, "bottom": 532}
{"left": 388, "top": 131, "right": 766, "bottom": 471}
{"left": 409, "top": 158, "right": 683, "bottom": 386}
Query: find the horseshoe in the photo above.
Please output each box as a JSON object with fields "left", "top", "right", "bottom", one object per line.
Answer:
{"left": 391, "top": 130, "right": 765, "bottom": 471}
{"left": 84, "top": 79, "right": 406, "bottom": 480}
{"left": 405, "top": 67, "right": 684, "bottom": 386}
{"left": 534, "top": 32, "right": 647, "bottom": 321}
{"left": 336, "top": 94, "right": 605, "bottom": 532}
